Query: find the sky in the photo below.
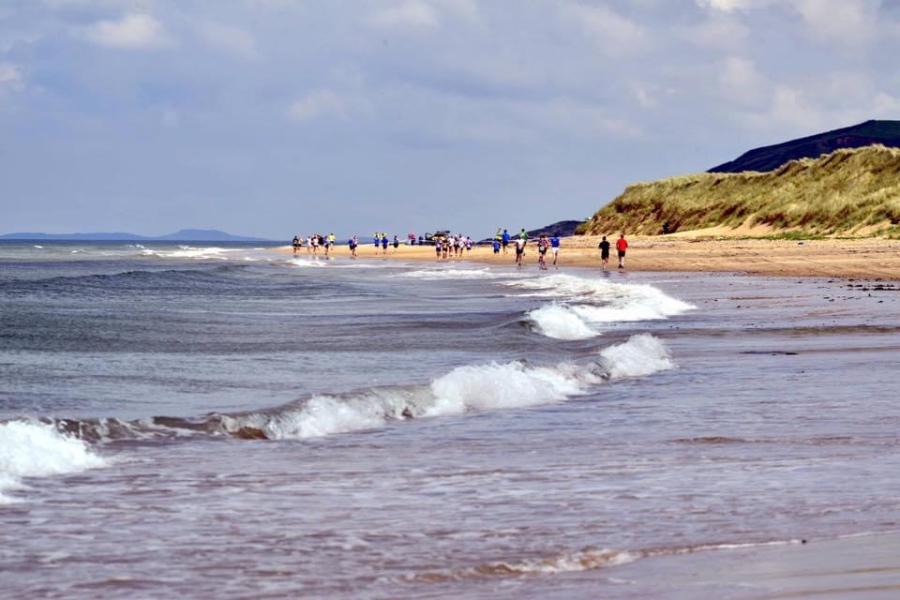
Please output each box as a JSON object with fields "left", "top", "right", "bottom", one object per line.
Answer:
{"left": 1, "top": 0, "right": 899, "bottom": 239}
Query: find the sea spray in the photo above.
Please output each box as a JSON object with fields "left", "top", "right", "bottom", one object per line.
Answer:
{"left": 0, "top": 421, "right": 108, "bottom": 504}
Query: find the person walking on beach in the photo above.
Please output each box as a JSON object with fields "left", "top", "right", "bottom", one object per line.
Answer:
{"left": 515, "top": 236, "right": 526, "bottom": 268}
{"left": 392, "top": 235, "right": 400, "bottom": 252}
{"left": 435, "top": 238, "right": 442, "bottom": 260}
{"left": 292, "top": 235, "right": 300, "bottom": 255}
{"left": 501, "top": 229, "right": 510, "bottom": 254}
{"left": 349, "top": 236, "right": 358, "bottom": 258}
{"left": 598, "top": 236, "right": 610, "bottom": 270}
{"left": 550, "top": 233, "right": 560, "bottom": 268}
{"left": 616, "top": 233, "right": 628, "bottom": 269}
{"left": 381, "top": 234, "right": 389, "bottom": 253}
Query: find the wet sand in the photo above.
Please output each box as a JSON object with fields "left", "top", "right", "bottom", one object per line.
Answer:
{"left": 611, "top": 532, "right": 900, "bottom": 599}
{"left": 278, "top": 236, "right": 900, "bottom": 280}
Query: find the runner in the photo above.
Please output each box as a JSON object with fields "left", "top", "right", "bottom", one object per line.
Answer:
{"left": 292, "top": 235, "right": 300, "bottom": 255}
{"left": 392, "top": 235, "right": 400, "bottom": 253}
{"left": 501, "top": 229, "right": 510, "bottom": 254}
{"left": 435, "top": 238, "right": 442, "bottom": 260}
{"left": 537, "top": 235, "right": 548, "bottom": 270}
{"left": 515, "top": 236, "right": 526, "bottom": 268}
{"left": 348, "top": 235, "right": 358, "bottom": 258}
{"left": 616, "top": 233, "right": 628, "bottom": 269}
{"left": 381, "top": 234, "right": 389, "bottom": 254}
{"left": 598, "top": 235, "right": 610, "bottom": 270}
{"left": 550, "top": 233, "right": 560, "bottom": 268}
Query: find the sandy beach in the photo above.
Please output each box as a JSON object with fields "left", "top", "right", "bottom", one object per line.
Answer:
{"left": 278, "top": 236, "right": 900, "bottom": 280}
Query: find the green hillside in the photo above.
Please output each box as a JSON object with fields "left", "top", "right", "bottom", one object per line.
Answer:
{"left": 579, "top": 145, "right": 900, "bottom": 238}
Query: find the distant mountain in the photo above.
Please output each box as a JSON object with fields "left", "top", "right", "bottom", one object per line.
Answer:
{"left": 709, "top": 120, "right": 900, "bottom": 173}
{"left": 0, "top": 229, "right": 275, "bottom": 242}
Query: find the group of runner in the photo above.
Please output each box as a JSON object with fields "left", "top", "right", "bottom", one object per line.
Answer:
{"left": 491, "top": 228, "right": 560, "bottom": 270}
{"left": 293, "top": 229, "right": 629, "bottom": 270}
{"left": 292, "top": 233, "right": 336, "bottom": 255}
{"left": 597, "top": 233, "right": 628, "bottom": 269}
{"left": 372, "top": 233, "right": 401, "bottom": 255}
{"left": 434, "top": 234, "right": 475, "bottom": 260}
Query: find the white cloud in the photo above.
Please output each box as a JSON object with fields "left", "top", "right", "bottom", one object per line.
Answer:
{"left": 0, "top": 63, "right": 22, "bottom": 85}
{"left": 200, "top": 22, "right": 257, "bottom": 59}
{"left": 695, "top": 0, "right": 778, "bottom": 12}
{"left": 792, "top": 0, "right": 875, "bottom": 46}
{"left": 287, "top": 89, "right": 349, "bottom": 121}
{"left": 768, "top": 85, "right": 822, "bottom": 129}
{"left": 370, "top": 1, "right": 440, "bottom": 31}
{"left": 84, "top": 13, "right": 170, "bottom": 49}
{"left": 682, "top": 15, "right": 748, "bottom": 51}
{"left": 698, "top": 0, "right": 878, "bottom": 46}
{"left": 719, "top": 56, "right": 767, "bottom": 105}
{"left": 558, "top": 2, "right": 648, "bottom": 57}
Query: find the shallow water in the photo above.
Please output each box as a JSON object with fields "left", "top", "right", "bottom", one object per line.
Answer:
{"left": 2, "top": 241, "right": 899, "bottom": 598}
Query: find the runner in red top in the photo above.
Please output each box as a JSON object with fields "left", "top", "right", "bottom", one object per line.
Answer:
{"left": 616, "top": 234, "right": 628, "bottom": 269}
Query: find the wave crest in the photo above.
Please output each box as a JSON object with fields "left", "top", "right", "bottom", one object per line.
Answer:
{"left": 0, "top": 421, "right": 108, "bottom": 504}
{"left": 511, "top": 274, "right": 693, "bottom": 340}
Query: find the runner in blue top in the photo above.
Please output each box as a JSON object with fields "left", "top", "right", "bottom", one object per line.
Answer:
{"left": 550, "top": 234, "right": 560, "bottom": 267}
{"left": 501, "top": 229, "right": 510, "bottom": 254}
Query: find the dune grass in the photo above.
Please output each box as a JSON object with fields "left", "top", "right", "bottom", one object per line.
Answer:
{"left": 578, "top": 145, "right": 900, "bottom": 237}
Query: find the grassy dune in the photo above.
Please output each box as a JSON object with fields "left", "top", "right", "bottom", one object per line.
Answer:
{"left": 579, "top": 145, "right": 900, "bottom": 238}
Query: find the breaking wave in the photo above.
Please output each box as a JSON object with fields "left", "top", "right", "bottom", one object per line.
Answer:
{"left": 0, "top": 421, "right": 108, "bottom": 504}
{"left": 29, "top": 335, "right": 674, "bottom": 445}
{"left": 139, "top": 246, "right": 233, "bottom": 260}
{"left": 511, "top": 274, "right": 694, "bottom": 340}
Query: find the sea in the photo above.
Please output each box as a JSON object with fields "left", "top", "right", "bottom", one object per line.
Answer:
{"left": 2, "top": 240, "right": 899, "bottom": 598}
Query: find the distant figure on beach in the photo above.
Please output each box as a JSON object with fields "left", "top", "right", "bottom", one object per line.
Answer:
{"left": 292, "top": 235, "right": 300, "bottom": 255}
{"left": 502, "top": 229, "right": 510, "bottom": 254}
{"left": 492, "top": 237, "right": 500, "bottom": 254}
{"left": 435, "top": 238, "right": 442, "bottom": 260}
{"left": 598, "top": 236, "right": 610, "bottom": 270}
{"left": 537, "top": 235, "right": 549, "bottom": 270}
{"left": 519, "top": 228, "right": 528, "bottom": 241}
{"left": 616, "top": 234, "right": 628, "bottom": 269}
{"left": 374, "top": 233, "right": 380, "bottom": 254}
{"left": 515, "top": 236, "right": 526, "bottom": 267}
{"left": 381, "top": 235, "right": 388, "bottom": 253}
{"left": 550, "top": 233, "right": 560, "bottom": 268}
{"left": 392, "top": 235, "right": 400, "bottom": 252}
{"left": 349, "top": 236, "right": 358, "bottom": 258}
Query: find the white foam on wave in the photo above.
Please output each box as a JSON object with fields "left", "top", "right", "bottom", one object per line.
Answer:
{"left": 397, "top": 268, "right": 512, "bottom": 281}
{"left": 600, "top": 333, "right": 674, "bottom": 378}
{"left": 140, "top": 246, "right": 231, "bottom": 260}
{"left": 279, "top": 257, "right": 327, "bottom": 268}
{"left": 514, "top": 274, "right": 693, "bottom": 340}
{"left": 224, "top": 335, "right": 673, "bottom": 440}
{"left": 0, "top": 421, "right": 108, "bottom": 504}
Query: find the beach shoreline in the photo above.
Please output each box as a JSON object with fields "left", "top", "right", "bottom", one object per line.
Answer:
{"left": 608, "top": 530, "right": 900, "bottom": 598}
{"left": 276, "top": 236, "right": 900, "bottom": 280}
